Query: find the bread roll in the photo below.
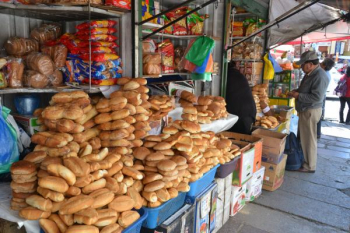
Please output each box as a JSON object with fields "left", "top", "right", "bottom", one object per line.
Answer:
{"left": 59, "top": 214, "right": 73, "bottom": 226}
{"left": 12, "top": 173, "right": 37, "bottom": 184}
{"left": 11, "top": 161, "right": 36, "bottom": 175}
{"left": 23, "top": 151, "right": 47, "bottom": 164}
{"left": 100, "top": 223, "right": 122, "bottom": 233}
{"left": 133, "top": 147, "right": 151, "bottom": 160}
{"left": 49, "top": 214, "right": 68, "bottom": 233}
{"left": 74, "top": 175, "right": 92, "bottom": 188}
{"left": 167, "top": 187, "right": 178, "bottom": 199}
{"left": 144, "top": 180, "right": 165, "bottom": 192}
{"left": 122, "top": 167, "right": 143, "bottom": 180}
{"left": 66, "top": 225, "right": 99, "bottom": 233}
{"left": 157, "top": 160, "right": 177, "bottom": 172}
{"left": 142, "top": 173, "right": 163, "bottom": 185}
{"left": 94, "top": 216, "right": 118, "bottom": 227}
{"left": 38, "top": 176, "right": 69, "bottom": 193}
{"left": 63, "top": 157, "right": 90, "bottom": 177}
{"left": 25, "top": 195, "right": 52, "bottom": 212}
{"left": 108, "top": 195, "right": 135, "bottom": 212}
{"left": 11, "top": 181, "right": 37, "bottom": 193}
{"left": 97, "top": 209, "right": 119, "bottom": 219}
{"left": 19, "top": 207, "right": 51, "bottom": 220}
{"left": 132, "top": 180, "right": 143, "bottom": 193}
{"left": 82, "top": 178, "right": 106, "bottom": 194}
{"left": 118, "top": 211, "right": 140, "bottom": 228}
{"left": 47, "top": 164, "right": 76, "bottom": 186}
{"left": 74, "top": 207, "right": 99, "bottom": 225}
{"left": 65, "top": 186, "right": 81, "bottom": 197}
{"left": 39, "top": 219, "right": 60, "bottom": 233}
{"left": 59, "top": 195, "right": 94, "bottom": 215}
{"left": 90, "top": 188, "right": 115, "bottom": 209}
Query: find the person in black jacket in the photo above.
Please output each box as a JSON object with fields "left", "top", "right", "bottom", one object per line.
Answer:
{"left": 225, "top": 61, "right": 257, "bottom": 134}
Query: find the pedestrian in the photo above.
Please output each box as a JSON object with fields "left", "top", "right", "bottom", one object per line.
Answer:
{"left": 338, "top": 67, "right": 350, "bottom": 124}
{"left": 288, "top": 51, "right": 330, "bottom": 173}
{"left": 225, "top": 61, "right": 256, "bottom": 134}
{"left": 317, "top": 58, "right": 335, "bottom": 138}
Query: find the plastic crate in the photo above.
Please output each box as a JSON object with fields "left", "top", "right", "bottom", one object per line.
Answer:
{"left": 142, "top": 191, "right": 186, "bottom": 229}
{"left": 40, "top": 209, "right": 148, "bottom": 233}
{"left": 215, "top": 156, "right": 240, "bottom": 178}
{"left": 186, "top": 164, "right": 220, "bottom": 203}
{"left": 122, "top": 208, "right": 148, "bottom": 233}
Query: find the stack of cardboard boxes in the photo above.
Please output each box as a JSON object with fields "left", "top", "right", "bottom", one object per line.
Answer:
{"left": 252, "top": 129, "right": 288, "bottom": 191}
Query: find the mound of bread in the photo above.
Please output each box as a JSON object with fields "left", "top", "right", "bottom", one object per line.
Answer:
{"left": 149, "top": 95, "right": 175, "bottom": 121}
{"left": 255, "top": 115, "right": 279, "bottom": 129}
{"left": 252, "top": 84, "right": 269, "bottom": 108}
{"left": 177, "top": 90, "right": 228, "bottom": 124}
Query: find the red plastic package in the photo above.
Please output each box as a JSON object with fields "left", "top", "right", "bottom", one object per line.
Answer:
{"left": 76, "top": 20, "right": 117, "bottom": 30}
{"left": 76, "top": 28, "right": 117, "bottom": 36}
{"left": 105, "top": 0, "right": 131, "bottom": 10}
{"left": 71, "top": 47, "right": 116, "bottom": 54}
{"left": 158, "top": 40, "right": 174, "bottom": 74}
{"left": 166, "top": 7, "right": 188, "bottom": 36}
{"left": 79, "top": 53, "right": 120, "bottom": 62}
{"left": 76, "top": 41, "right": 119, "bottom": 48}
{"left": 77, "top": 35, "right": 118, "bottom": 42}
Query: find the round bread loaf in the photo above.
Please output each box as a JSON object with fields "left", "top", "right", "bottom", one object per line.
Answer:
{"left": 23, "top": 151, "right": 47, "bottom": 164}
{"left": 11, "top": 161, "right": 36, "bottom": 175}
{"left": 145, "top": 152, "right": 165, "bottom": 162}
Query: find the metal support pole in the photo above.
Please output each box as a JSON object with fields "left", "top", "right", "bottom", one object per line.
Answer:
{"left": 225, "top": 0, "right": 322, "bottom": 51}
{"left": 142, "top": 0, "right": 218, "bottom": 40}
{"left": 131, "top": 0, "right": 135, "bottom": 78}
{"left": 136, "top": 0, "right": 197, "bottom": 25}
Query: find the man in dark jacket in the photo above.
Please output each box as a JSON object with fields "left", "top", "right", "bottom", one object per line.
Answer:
{"left": 288, "top": 51, "right": 330, "bottom": 173}
{"left": 225, "top": 61, "right": 257, "bottom": 134}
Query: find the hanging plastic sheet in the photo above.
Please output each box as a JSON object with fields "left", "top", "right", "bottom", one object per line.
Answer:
{"left": 185, "top": 36, "right": 215, "bottom": 66}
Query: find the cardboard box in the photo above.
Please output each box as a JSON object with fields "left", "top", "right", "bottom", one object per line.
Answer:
{"left": 230, "top": 184, "right": 246, "bottom": 216}
{"left": 143, "top": 204, "right": 195, "bottom": 233}
{"left": 219, "top": 132, "right": 263, "bottom": 173}
{"left": 194, "top": 183, "right": 218, "bottom": 233}
{"left": 245, "top": 166, "right": 265, "bottom": 202}
{"left": 224, "top": 173, "right": 233, "bottom": 190}
{"left": 213, "top": 197, "right": 224, "bottom": 232}
{"left": 252, "top": 129, "right": 287, "bottom": 164}
{"left": 12, "top": 114, "right": 40, "bottom": 136}
{"left": 222, "top": 202, "right": 230, "bottom": 226}
{"left": 232, "top": 141, "right": 255, "bottom": 186}
{"left": 215, "top": 178, "right": 225, "bottom": 200}
{"left": 262, "top": 154, "right": 287, "bottom": 191}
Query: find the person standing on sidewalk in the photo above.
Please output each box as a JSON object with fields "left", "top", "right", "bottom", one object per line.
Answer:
{"left": 339, "top": 67, "right": 350, "bottom": 124}
{"left": 317, "top": 58, "right": 335, "bottom": 138}
{"left": 288, "top": 51, "right": 329, "bottom": 173}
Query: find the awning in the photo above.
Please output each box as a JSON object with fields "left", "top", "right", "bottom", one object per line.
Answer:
{"left": 268, "top": 0, "right": 343, "bottom": 48}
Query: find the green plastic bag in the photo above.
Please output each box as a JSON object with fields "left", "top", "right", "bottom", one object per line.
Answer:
{"left": 185, "top": 36, "right": 215, "bottom": 66}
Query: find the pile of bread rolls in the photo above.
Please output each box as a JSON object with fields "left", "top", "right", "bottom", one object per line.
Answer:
{"left": 177, "top": 90, "right": 228, "bottom": 123}
{"left": 252, "top": 84, "right": 269, "bottom": 105}
{"left": 255, "top": 115, "right": 279, "bottom": 129}
{"left": 253, "top": 94, "right": 261, "bottom": 113}
{"left": 149, "top": 95, "right": 175, "bottom": 121}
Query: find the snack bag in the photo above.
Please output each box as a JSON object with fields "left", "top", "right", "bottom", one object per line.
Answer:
{"left": 158, "top": 40, "right": 174, "bottom": 74}
{"left": 232, "top": 21, "right": 244, "bottom": 37}
{"left": 187, "top": 11, "right": 207, "bottom": 35}
{"left": 71, "top": 47, "right": 116, "bottom": 54}
{"left": 166, "top": 7, "right": 188, "bottom": 35}
{"left": 76, "top": 20, "right": 117, "bottom": 30}
{"left": 79, "top": 53, "right": 120, "bottom": 62}
{"left": 76, "top": 35, "right": 118, "bottom": 42}
{"left": 162, "top": 15, "right": 173, "bottom": 35}
{"left": 76, "top": 27, "right": 117, "bottom": 36}
{"left": 105, "top": 0, "right": 131, "bottom": 9}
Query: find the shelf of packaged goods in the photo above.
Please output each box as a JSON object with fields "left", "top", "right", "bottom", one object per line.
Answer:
{"left": 0, "top": 87, "right": 101, "bottom": 94}
{"left": 231, "top": 59, "right": 263, "bottom": 62}
{"left": 0, "top": 2, "right": 128, "bottom": 21}
{"left": 143, "top": 73, "right": 191, "bottom": 78}
{"left": 142, "top": 22, "right": 163, "bottom": 30}
{"left": 142, "top": 30, "right": 200, "bottom": 40}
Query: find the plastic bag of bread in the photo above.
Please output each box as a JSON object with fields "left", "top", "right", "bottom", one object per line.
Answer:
{"left": 142, "top": 39, "right": 156, "bottom": 53}
{"left": 0, "top": 72, "right": 7, "bottom": 88}
{"left": 143, "top": 63, "right": 161, "bottom": 75}
{"left": 53, "top": 44, "right": 67, "bottom": 68}
{"left": 6, "top": 58, "right": 24, "bottom": 88}
{"left": 23, "top": 70, "right": 49, "bottom": 88}
{"left": 4, "top": 37, "right": 39, "bottom": 56}
{"left": 49, "top": 69, "right": 63, "bottom": 87}
{"left": 26, "top": 52, "right": 54, "bottom": 76}
{"left": 30, "top": 24, "right": 61, "bottom": 44}
{"left": 143, "top": 54, "right": 161, "bottom": 64}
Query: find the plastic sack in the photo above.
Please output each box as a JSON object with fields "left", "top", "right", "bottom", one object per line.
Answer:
{"left": 49, "top": 69, "right": 63, "bottom": 87}
{"left": 26, "top": 52, "right": 55, "bottom": 76}
{"left": 143, "top": 63, "right": 161, "bottom": 75}
{"left": 76, "top": 20, "right": 117, "bottom": 30}
{"left": 142, "top": 39, "right": 156, "bottom": 53}
{"left": 6, "top": 58, "right": 24, "bottom": 88}
{"left": 105, "top": 0, "right": 131, "bottom": 9}
{"left": 0, "top": 106, "right": 19, "bottom": 174}
{"left": 76, "top": 27, "right": 117, "bottom": 36}
{"left": 178, "top": 39, "right": 197, "bottom": 73}
{"left": 185, "top": 36, "right": 215, "bottom": 66}
{"left": 268, "top": 53, "right": 283, "bottom": 73}
{"left": 4, "top": 37, "right": 39, "bottom": 56}
{"left": 194, "top": 53, "right": 210, "bottom": 74}
{"left": 23, "top": 70, "right": 49, "bottom": 88}
{"left": 263, "top": 53, "right": 274, "bottom": 80}
{"left": 76, "top": 34, "right": 117, "bottom": 42}
{"left": 143, "top": 54, "right": 161, "bottom": 64}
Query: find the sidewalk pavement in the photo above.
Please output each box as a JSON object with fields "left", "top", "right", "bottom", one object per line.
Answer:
{"left": 219, "top": 120, "right": 350, "bottom": 233}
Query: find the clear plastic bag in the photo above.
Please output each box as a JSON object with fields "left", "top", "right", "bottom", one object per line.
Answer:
{"left": 30, "top": 23, "right": 62, "bottom": 44}
{"left": 26, "top": 52, "right": 55, "bottom": 76}
{"left": 4, "top": 37, "right": 39, "bottom": 56}
{"left": 6, "top": 58, "right": 24, "bottom": 88}
{"left": 23, "top": 70, "right": 49, "bottom": 88}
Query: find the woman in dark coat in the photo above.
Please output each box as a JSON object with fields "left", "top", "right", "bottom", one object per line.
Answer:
{"left": 225, "top": 61, "right": 257, "bottom": 134}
